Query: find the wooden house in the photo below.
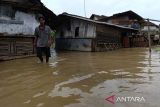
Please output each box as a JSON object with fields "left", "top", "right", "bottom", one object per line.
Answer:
{"left": 141, "top": 21, "right": 159, "bottom": 34}
{"left": 96, "top": 10, "right": 149, "bottom": 47}
{"left": 0, "top": 0, "right": 56, "bottom": 60}
{"left": 56, "top": 13, "right": 138, "bottom": 52}
{"left": 98, "top": 10, "right": 143, "bottom": 28}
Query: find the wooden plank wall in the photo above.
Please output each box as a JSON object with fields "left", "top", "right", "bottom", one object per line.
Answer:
{"left": 94, "top": 24, "right": 122, "bottom": 51}
{"left": 0, "top": 36, "right": 35, "bottom": 56}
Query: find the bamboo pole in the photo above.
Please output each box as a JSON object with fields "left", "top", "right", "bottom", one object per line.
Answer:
{"left": 147, "top": 19, "right": 151, "bottom": 53}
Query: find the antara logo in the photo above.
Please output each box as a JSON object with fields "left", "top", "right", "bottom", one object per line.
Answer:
{"left": 105, "top": 95, "right": 146, "bottom": 104}
{"left": 105, "top": 95, "right": 115, "bottom": 104}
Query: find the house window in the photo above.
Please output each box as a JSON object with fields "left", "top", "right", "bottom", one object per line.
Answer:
{"left": 0, "top": 5, "right": 15, "bottom": 19}
{"left": 75, "top": 27, "right": 79, "bottom": 37}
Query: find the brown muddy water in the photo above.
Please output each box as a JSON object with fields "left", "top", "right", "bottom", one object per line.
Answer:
{"left": 0, "top": 48, "right": 160, "bottom": 107}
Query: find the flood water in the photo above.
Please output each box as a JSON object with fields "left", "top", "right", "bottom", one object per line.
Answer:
{"left": 0, "top": 48, "right": 160, "bottom": 107}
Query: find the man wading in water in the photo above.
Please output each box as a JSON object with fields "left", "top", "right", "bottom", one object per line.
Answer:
{"left": 34, "top": 16, "right": 52, "bottom": 63}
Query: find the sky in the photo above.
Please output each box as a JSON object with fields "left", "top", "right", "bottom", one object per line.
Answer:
{"left": 41, "top": 0, "right": 160, "bottom": 24}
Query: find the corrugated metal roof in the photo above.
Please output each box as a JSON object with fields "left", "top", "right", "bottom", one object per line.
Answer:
{"left": 90, "top": 14, "right": 108, "bottom": 20}
{"left": 61, "top": 13, "right": 138, "bottom": 31}
{"left": 112, "top": 10, "right": 143, "bottom": 20}
{"left": 98, "top": 10, "right": 143, "bottom": 22}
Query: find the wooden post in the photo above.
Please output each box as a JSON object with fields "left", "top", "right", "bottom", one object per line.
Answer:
{"left": 147, "top": 19, "right": 151, "bottom": 53}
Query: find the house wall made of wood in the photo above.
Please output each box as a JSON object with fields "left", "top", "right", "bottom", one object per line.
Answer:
{"left": 56, "top": 18, "right": 96, "bottom": 38}
{"left": 0, "top": 5, "right": 39, "bottom": 35}
{"left": 96, "top": 24, "right": 122, "bottom": 42}
{"left": 93, "top": 24, "right": 123, "bottom": 51}
{"left": 0, "top": 36, "right": 35, "bottom": 56}
{"left": 107, "top": 16, "right": 131, "bottom": 26}
{"left": 56, "top": 18, "right": 96, "bottom": 51}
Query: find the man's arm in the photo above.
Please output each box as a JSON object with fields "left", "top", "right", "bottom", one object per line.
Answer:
{"left": 34, "top": 28, "right": 38, "bottom": 47}
{"left": 34, "top": 36, "right": 37, "bottom": 47}
{"left": 47, "top": 27, "right": 52, "bottom": 47}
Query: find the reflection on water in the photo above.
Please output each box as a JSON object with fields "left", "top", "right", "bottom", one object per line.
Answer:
{"left": 0, "top": 48, "right": 160, "bottom": 107}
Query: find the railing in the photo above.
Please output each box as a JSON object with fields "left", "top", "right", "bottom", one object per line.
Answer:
{"left": 96, "top": 39, "right": 121, "bottom": 51}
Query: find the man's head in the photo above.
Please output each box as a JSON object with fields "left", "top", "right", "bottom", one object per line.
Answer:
{"left": 38, "top": 16, "right": 45, "bottom": 25}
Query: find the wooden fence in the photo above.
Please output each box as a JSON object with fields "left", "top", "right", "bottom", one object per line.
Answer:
{"left": 0, "top": 36, "right": 35, "bottom": 57}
